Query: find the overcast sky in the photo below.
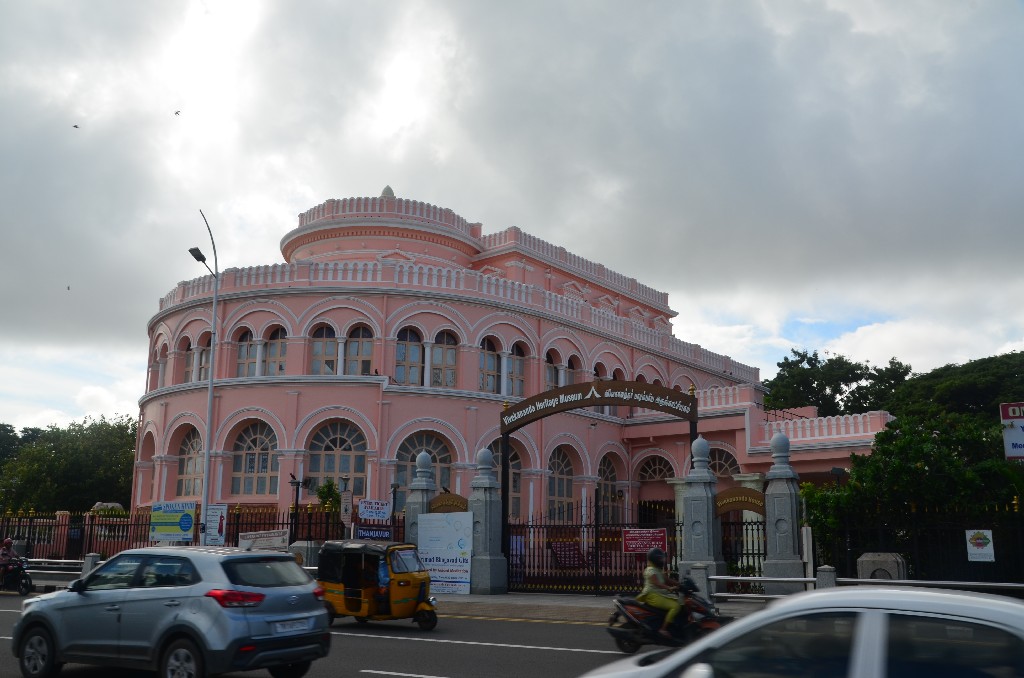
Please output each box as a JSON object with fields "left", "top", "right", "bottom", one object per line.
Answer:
{"left": 2, "top": 1, "right": 1022, "bottom": 433}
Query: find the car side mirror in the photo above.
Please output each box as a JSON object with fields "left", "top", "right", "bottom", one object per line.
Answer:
{"left": 680, "top": 664, "right": 715, "bottom": 678}
{"left": 68, "top": 579, "right": 86, "bottom": 593}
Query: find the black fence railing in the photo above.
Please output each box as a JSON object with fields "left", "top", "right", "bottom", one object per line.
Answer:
{"left": 0, "top": 507, "right": 359, "bottom": 560}
{"left": 815, "top": 502, "right": 1024, "bottom": 585}
{"left": 507, "top": 499, "right": 684, "bottom": 595}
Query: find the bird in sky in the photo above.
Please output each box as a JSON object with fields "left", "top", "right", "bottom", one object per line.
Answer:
{"left": 72, "top": 124, "right": 79, "bottom": 128}
{"left": 67, "top": 285, "right": 70, "bottom": 291}
{"left": 174, "top": 111, "right": 180, "bottom": 115}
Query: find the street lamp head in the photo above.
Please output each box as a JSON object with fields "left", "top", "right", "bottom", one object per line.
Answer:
{"left": 189, "top": 247, "right": 207, "bottom": 263}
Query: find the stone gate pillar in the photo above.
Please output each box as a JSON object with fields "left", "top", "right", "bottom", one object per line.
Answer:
{"left": 469, "top": 448, "right": 508, "bottom": 594}
{"left": 762, "top": 432, "right": 804, "bottom": 594}
{"left": 404, "top": 451, "right": 436, "bottom": 546}
{"left": 678, "top": 436, "right": 726, "bottom": 592}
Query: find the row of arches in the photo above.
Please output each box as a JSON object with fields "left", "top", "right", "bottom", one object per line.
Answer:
{"left": 142, "top": 415, "right": 743, "bottom": 518}
{"left": 148, "top": 306, "right": 720, "bottom": 395}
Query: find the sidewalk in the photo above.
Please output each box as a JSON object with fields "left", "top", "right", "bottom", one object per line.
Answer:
{"left": 433, "top": 591, "right": 768, "bottom": 623}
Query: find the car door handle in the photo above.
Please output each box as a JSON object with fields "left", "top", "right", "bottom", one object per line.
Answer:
{"left": 105, "top": 605, "right": 120, "bottom": 612}
{"left": 164, "top": 600, "right": 181, "bottom": 607}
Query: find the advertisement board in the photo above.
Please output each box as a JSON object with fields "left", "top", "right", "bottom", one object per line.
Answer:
{"left": 204, "top": 503, "right": 228, "bottom": 546}
{"left": 966, "top": 529, "right": 995, "bottom": 562}
{"left": 149, "top": 501, "right": 197, "bottom": 542}
{"left": 238, "top": 529, "right": 290, "bottom": 550}
{"left": 417, "top": 512, "right": 472, "bottom": 594}
{"left": 1000, "top": 402, "right": 1024, "bottom": 461}
{"left": 358, "top": 499, "right": 392, "bottom": 521}
{"left": 622, "top": 528, "right": 668, "bottom": 553}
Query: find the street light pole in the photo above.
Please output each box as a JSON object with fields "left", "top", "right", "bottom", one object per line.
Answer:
{"left": 190, "top": 209, "right": 219, "bottom": 547}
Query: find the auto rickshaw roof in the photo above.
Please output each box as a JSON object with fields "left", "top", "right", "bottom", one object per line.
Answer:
{"left": 319, "top": 539, "right": 416, "bottom": 556}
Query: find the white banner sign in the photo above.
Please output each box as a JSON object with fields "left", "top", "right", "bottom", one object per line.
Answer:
{"left": 238, "top": 529, "right": 289, "bottom": 550}
{"left": 965, "top": 529, "right": 995, "bottom": 562}
{"left": 358, "top": 499, "right": 392, "bottom": 521}
{"left": 417, "top": 512, "right": 472, "bottom": 594}
{"left": 204, "top": 504, "right": 228, "bottom": 546}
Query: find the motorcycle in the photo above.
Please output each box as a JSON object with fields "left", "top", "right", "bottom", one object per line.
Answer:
{"left": 606, "top": 576, "right": 724, "bottom": 654}
{"left": 0, "top": 556, "right": 32, "bottom": 596}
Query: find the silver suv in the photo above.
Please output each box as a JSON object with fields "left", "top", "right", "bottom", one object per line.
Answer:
{"left": 12, "top": 546, "right": 331, "bottom": 678}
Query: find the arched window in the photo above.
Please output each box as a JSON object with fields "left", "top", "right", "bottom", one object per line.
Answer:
{"left": 479, "top": 338, "right": 500, "bottom": 393}
{"left": 488, "top": 440, "right": 523, "bottom": 519}
{"left": 307, "top": 421, "right": 368, "bottom": 498}
{"left": 310, "top": 325, "right": 337, "bottom": 375}
{"left": 395, "top": 432, "right": 453, "bottom": 511}
{"left": 264, "top": 327, "right": 288, "bottom": 376}
{"left": 638, "top": 456, "right": 673, "bottom": 481}
{"left": 547, "top": 445, "right": 575, "bottom": 521}
{"left": 507, "top": 343, "right": 526, "bottom": 397}
{"left": 395, "top": 328, "right": 423, "bottom": 385}
{"left": 706, "top": 448, "right": 741, "bottom": 478}
{"left": 431, "top": 331, "right": 458, "bottom": 388}
{"left": 236, "top": 330, "right": 258, "bottom": 377}
{"left": 544, "top": 351, "right": 558, "bottom": 391}
{"left": 176, "top": 428, "right": 204, "bottom": 497}
{"left": 231, "top": 422, "right": 280, "bottom": 496}
{"left": 346, "top": 326, "right": 374, "bottom": 376}
{"left": 597, "top": 456, "right": 620, "bottom": 522}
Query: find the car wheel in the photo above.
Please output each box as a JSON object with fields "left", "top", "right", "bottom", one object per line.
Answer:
{"left": 415, "top": 610, "right": 438, "bottom": 631}
{"left": 268, "top": 661, "right": 312, "bottom": 678}
{"left": 19, "top": 626, "right": 62, "bottom": 678}
{"left": 160, "top": 638, "right": 203, "bottom": 678}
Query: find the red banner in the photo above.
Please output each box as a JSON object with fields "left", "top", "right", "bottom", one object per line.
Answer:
{"left": 622, "top": 528, "right": 667, "bottom": 554}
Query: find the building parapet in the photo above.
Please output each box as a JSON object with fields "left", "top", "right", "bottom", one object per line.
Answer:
{"left": 158, "top": 262, "right": 759, "bottom": 384}
{"left": 760, "top": 412, "right": 893, "bottom": 444}
{"left": 297, "top": 196, "right": 473, "bottom": 237}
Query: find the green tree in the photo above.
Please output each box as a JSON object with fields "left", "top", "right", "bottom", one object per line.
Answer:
{"left": 0, "top": 423, "right": 19, "bottom": 467}
{"left": 0, "top": 415, "right": 137, "bottom": 513}
{"left": 316, "top": 478, "right": 342, "bottom": 509}
{"left": 763, "top": 349, "right": 873, "bottom": 416}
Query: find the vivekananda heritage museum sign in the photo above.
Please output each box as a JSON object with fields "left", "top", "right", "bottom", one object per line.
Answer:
{"left": 499, "top": 380, "right": 698, "bottom": 434}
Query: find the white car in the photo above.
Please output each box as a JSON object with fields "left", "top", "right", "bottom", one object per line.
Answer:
{"left": 580, "top": 586, "right": 1024, "bottom": 678}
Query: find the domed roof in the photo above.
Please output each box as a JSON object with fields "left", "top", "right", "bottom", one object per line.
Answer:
{"left": 380, "top": 185, "right": 395, "bottom": 198}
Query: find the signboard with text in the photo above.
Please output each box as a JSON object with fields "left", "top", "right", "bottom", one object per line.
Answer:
{"left": 417, "top": 512, "right": 472, "bottom": 594}
{"left": 238, "top": 529, "right": 289, "bottom": 550}
{"left": 149, "top": 502, "right": 197, "bottom": 542}
{"left": 1001, "top": 402, "right": 1024, "bottom": 461}
{"left": 204, "top": 503, "right": 228, "bottom": 546}
{"left": 622, "top": 528, "right": 668, "bottom": 554}
{"left": 966, "top": 529, "right": 995, "bottom": 562}
{"left": 358, "top": 499, "right": 391, "bottom": 521}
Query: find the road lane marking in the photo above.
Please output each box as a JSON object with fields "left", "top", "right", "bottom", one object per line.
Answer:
{"left": 360, "top": 672, "right": 451, "bottom": 677}
{"left": 331, "top": 631, "right": 619, "bottom": 654}
{"left": 440, "top": 614, "right": 604, "bottom": 625}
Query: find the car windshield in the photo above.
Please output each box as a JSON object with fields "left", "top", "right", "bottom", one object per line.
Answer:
{"left": 391, "top": 549, "right": 425, "bottom": 573}
{"left": 222, "top": 556, "right": 311, "bottom": 587}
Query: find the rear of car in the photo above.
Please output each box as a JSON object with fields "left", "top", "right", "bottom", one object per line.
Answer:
{"left": 207, "top": 552, "right": 331, "bottom": 674}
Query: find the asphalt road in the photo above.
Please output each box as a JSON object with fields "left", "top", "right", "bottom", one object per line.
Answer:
{"left": 0, "top": 593, "right": 625, "bottom": 678}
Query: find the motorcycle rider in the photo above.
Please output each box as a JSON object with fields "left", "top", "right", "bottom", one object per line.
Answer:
{"left": 636, "top": 547, "right": 681, "bottom": 638}
{"left": 0, "top": 537, "right": 16, "bottom": 583}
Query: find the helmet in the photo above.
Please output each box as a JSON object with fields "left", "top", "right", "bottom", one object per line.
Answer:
{"left": 2, "top": 538, "right": 11, "bottom": 547}
{"left": 646, "top": 547, "right": 666, "bottom": 567}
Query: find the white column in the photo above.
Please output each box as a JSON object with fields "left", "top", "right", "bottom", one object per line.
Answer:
{"left": 157, "top": 358, "right": 167, "bottom": 388}
{"left": 422, "top": 341, "right": 434, "bottom": 387}
{"left": 255, "top": 340, "right": 266, "bottom": 377}
{"left": 191, "top": 349, "right": 202, "bottom": 383}
{"left": 557, "top": 364, "right": 567, "bottom": 387}
{"left": 499, "top": 351, "right": 510, "bottom": 396}
{"left": 337, "top": 338, "right": 347, "bottom": 376}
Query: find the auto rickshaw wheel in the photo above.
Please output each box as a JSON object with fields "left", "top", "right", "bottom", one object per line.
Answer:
{"left": 415, "top": 610, "right": 438, "bottom": 631}
{"left": 354, "top": 616, "right": 370, "bottom": 624}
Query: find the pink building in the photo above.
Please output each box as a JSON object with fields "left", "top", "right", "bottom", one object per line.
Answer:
{"left": 133, "top": 187, "right": 890, "bottom": 517}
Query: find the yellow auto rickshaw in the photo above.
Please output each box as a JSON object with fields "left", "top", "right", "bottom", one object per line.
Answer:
{"left": 317, "top": 539, "right": 438, "bottom": 630}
